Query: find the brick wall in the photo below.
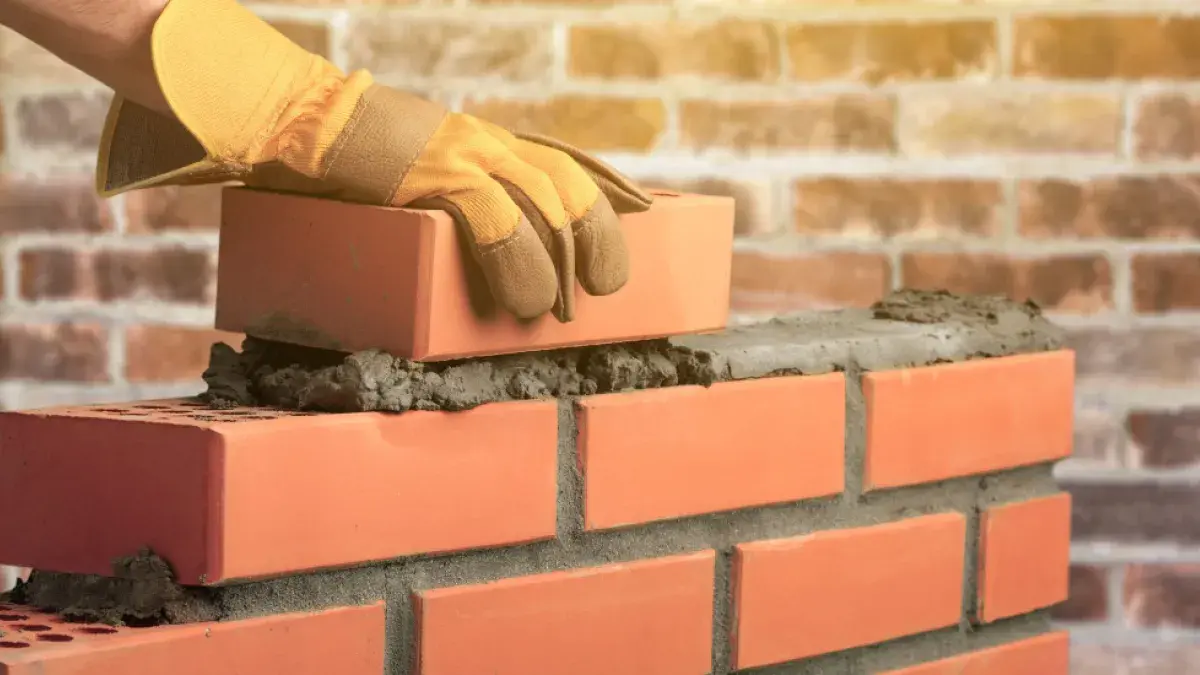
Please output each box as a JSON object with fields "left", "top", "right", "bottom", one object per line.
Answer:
{"left": 0, "top": 318, "right": 1074, "bottom": 673}
{"left": 0, "top": 0, "right": 1196, "bottom": 670}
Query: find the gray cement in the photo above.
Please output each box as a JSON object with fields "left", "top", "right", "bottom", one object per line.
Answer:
{"left": 199, "top": 289, "right": 1063, "bottom": 412}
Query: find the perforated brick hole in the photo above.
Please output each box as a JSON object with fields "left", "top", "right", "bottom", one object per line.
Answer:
{"left": 40, "top": 399, "right": 327, "bottom": 425}
{"left": 0, "top": 606, "right": 131, "bottom": 652}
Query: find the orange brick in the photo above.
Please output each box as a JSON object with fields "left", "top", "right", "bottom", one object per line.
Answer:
{"left": 862, "top": 351, "right": 1074, "bottom": 490}
{"left": 731, "top": 513, "right": 965, "bottom": 670}
{"left": 978, "top": 494, "right": 1072, "bottom": 623}
{"left": 0, "top": 603, "right": 384, "bottom": 675}
{"left": 577, "top": 375, "right": 844, "bottom": 529}
{"left": 416, "top": 551, "right": 715, "bottom": 675}
{"left": 215, "top": 188, "right": 734, "bottom": 360}
{"left": 0, "top": 399, "right": 557, "bottom": 584}
{"left": 878, "top": 631, "right": 1070, "bottom": 675}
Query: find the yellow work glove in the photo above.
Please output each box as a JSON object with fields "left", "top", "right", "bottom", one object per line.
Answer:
{"left": 95, "top": 0, "right": 653, "bottom": 323}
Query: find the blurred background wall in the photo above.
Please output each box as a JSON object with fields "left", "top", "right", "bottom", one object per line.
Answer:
{"left": 0, "top": 0, "right": 1198, "bottom": 671}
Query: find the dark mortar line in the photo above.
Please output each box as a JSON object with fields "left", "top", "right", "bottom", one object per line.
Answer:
{"left": 710, "top": 549, "right": 734, "bottom": 675}
{"left": 960, "top": 504, "right": 983, "bottom": 630}
{"left": 556, "top": 398, "right": 584, "bottom": 542}
{"left": 841, "top": 361, "right": 866, "bottom": 504}
{"left": 739, "top": 611, "right": 1053, "bottom": 675}
{"left": 384, "top": 585, "right": 416, "bottom": 675}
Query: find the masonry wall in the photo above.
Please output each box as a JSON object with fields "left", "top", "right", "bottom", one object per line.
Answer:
{"left": 0, "top": 0, "right": 1194, "bottom": 669}
{"left": 0, "top": 306, "right": 1074, "bottom": 674}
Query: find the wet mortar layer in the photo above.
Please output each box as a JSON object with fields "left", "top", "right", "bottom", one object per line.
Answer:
{"left": 199, "top": 289, "right": 1063, "bottom": 412}
{"left": 8, "top": 465, "right": 1063, "bottom": 674}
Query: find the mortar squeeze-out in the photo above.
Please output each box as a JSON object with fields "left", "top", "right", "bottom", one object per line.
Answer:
{"left": 201, "top": 289, "right": 1063, "bottom": 414}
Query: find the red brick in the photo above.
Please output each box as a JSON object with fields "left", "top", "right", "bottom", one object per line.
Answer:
{"left": 416, "top": 551, "right": 714, "bottom": 675}
{"left": 0, "top": 399, "right": 557, "bottom": 584}
{"left": 0, "top": 603, "right": 383, "bottom": 675}
{"left": 879, "top": 631, "right": 1070, "bottom": 675}
{"left": 978, "top": 493, "right": 1072, "bottom": 622}
{"left": 0, "top": 180, "right": 111, "bottom": 234}
{"left": 0, "top": 323, "right": 108, "bottom": 382}
{"left": 20, "top": 248, "right": 215, "bottom": 304}
{"left": 900, "top": 252, "right": 1112, "bottom": 314}
{"left": 1124, "top": 564, "right": 1200, "bottom": 628}
{"left": 731, "top": 513, "right": 965, "bottom": 669}
{"left": 731, "top": 250, "right": 892, "bottom": 312}
{"left": 124, "top": 326, "right": 244, "bottom": 382}
{"left": 1053, "top": 565, "right": 1109, "bottom": 622}
{"left": 124, "top": 185, "right": 223, "bottom": 233}
{"left": 1132, "top": 253, "right": 1200, "bottom": 313}
{"left": 216, "top": 188, "right": 733, "bottom": 360}
{"left": 862, "top": 351, "right": 1075, "bottom": 490}
{"left": 577, "top": 375, "right": 844, "bottom": 530}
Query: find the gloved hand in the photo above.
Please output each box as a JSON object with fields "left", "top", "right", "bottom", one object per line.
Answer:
{"left": 95, "top": 0, "right": 653, "bottom": 323}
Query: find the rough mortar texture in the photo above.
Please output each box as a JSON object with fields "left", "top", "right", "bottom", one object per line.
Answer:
{"left": 200, "top": 289, "right": 1063, "bottom": 412}
{"left": 7, "top": 548, "right": 219, "bottom": 626}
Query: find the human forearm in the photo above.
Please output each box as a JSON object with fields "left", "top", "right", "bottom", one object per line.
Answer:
{"left": 0, "top": 0, "right": 172, "bottom": 115}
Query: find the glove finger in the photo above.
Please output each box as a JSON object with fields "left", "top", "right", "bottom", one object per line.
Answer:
{"left": 512, "top": 131, "right": 653, "bottom": 214}
{"left": 487, "top": 152, "right": 575, "bottom": 322}
{"left": 411, "top": 183, "right": 558, "bottom": 321}
{"left": 509, "top": 137, "right": 629, "bottom": 298}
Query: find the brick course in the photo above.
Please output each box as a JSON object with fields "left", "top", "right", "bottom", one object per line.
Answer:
{"left": 0, "top": 311, "right": 1072, "bottom": 673}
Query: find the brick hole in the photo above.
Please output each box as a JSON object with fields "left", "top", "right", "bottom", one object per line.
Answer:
{"left": 75, "top": 626, "right": 118, "bottom": 635}
{"left": 131, "top": 404, "right": 172, "bottom": 410}
{"left": 13, "top": 624, "right": 51, "bottom": 632}
{"left": 188, "top": 415, "right": 221, "bottom": 422}
{"left": 36, "top": 634, "right": 73, "bottom": 642}
{"left": 177, "top": 401, "right": 209, "bottom": 408}
{"left": 0, "top": 641, "right": 30, "bottom": 648}
{"left": 0, "top": 614, "right": 29, "bottom": 621}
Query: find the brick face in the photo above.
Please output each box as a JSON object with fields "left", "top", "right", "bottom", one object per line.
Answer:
{"left": 794, "top": 179, "right": 1001, "bottom": 238}
{"left": 20, "top": 248, "right": 215, "bottom": 304}
{"left": 1014, "top": 16, "right": 1200, "bottom": 80}
{"left": 463, "top": 97, "right": 665, "bottom": 152}
{"left": 785, "top": 21, "right": 996, "bottom": 83}
{"left": 730, "top": 250, "right": 892, "bottom": 311}
{"left": 569, "top": 21, "right": 780, "bottom": 81}
{"left": 679, "top": 96, "right": 895, "bottom": 152}
{"left": 0, "top": 323, "right": 108, "bottom": 382}
{"left": 900, "top": 252, "right": 1113, "bottom": 314}
{"left": 1020, "top": 177, "right": 1200, "bottom": 239}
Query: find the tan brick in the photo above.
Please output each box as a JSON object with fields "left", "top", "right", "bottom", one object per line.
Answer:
{"left": 900, "top": 252, "right": 1112, "bottom": 314}
{"left": 898, "top": 90, "right": 1120, "bottom": 156}
{"left": 1014, "top": 16, "right": 1200, "bottom": 80}
{"left": 1020, "top": 177, "right": 1200, "bottom": 239}
{"left": 1133, "top": 253, "right": 1200, "bottom": 314}
{"left": 268, "top": 19, "right": 331, "bottom": 58}
{"left": 473, "top": 0, "right": 665, "bottom": 3}
{"left": 1135, "top": 94, "right": 1200, "bottom": 160}
{"left": 569, "top": 21, "right": 779, "bottom": 81}
{"left": 680, "top": 96, "right": 894, "bottom": 152}
{"left": 786, "top": 21, "right": 996, "bottom": 84}
{"left": 347, "top": 19, "right": 552, "bottom": 81}
{"left": 731, "top": 250, "right": 892, "bottom": 311}
{"left": 636, "top": 178, "right": 776, "bottom": 235}
{"left": 15, "top": 91, "right": 112, "bottom": 152}
{"left": 794, "top": 179, "right": 1001, "bottom": 238}
{"left": 463, "top": 96, "right": 666, "bottom": 152}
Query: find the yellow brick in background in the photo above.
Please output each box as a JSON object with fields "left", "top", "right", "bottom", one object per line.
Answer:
{"left": 462, "top": 97, "right": 666, "bottom": 152}
{"left": 347, "top": 20, "right": 553, "bottom": 81}
{"left": 1015, "top": 16, "right": 1200, "bottom": 80}
{"left": 680, "top": 97, "right": 895, "bottom": 153}
{"left": 897, "top": 91, "right": 1121, "bottom": 156}
{"left": 786, "top": 21, "right": 996, "bottom": 83}
{"left": 793, "top": 179, "right": 1001, "bottom": 239}
{"left": 569, "top": 21, "right": 780, "bottom": 81}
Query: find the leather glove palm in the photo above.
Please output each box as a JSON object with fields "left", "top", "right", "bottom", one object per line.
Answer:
{"left": 97, "top": 0, "right": 653, "bottom": 322}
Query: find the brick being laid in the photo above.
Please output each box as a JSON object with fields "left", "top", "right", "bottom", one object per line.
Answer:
{"left": 0, "top": 603, "right": 384, "bottom": 675}
{"left": 214, "top": 187, "right": 735, "bottom": 361}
